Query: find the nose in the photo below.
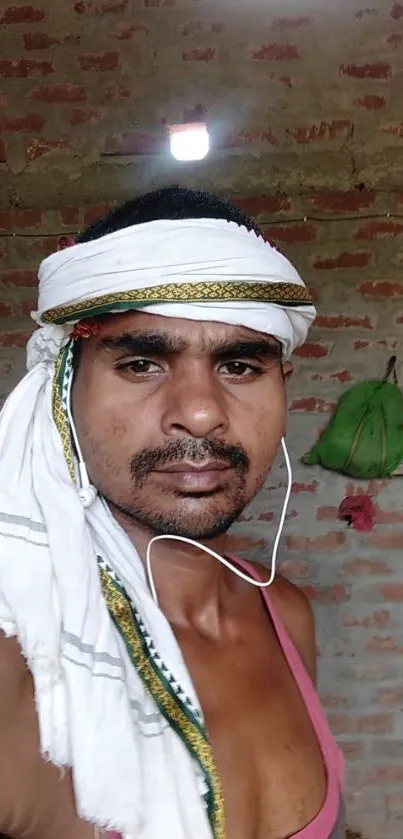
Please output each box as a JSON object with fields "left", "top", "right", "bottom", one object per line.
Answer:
{"left": 161, "top": 362, "right": 229, "bottom": 439}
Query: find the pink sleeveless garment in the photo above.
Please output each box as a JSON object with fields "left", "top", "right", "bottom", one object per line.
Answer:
{"left": 108, "top": 557, "right": 345, "bottom": 839}
{"left": 233, "top": 557, "right": 346, "bottom": 839}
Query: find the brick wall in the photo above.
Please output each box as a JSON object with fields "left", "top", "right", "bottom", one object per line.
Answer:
{"left": 1, "top": 1, "right": 403, "bottom": 836}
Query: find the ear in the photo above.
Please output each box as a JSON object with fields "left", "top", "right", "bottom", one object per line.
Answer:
{"left": 282, "top": 361, "right": 293, "bottom": 382}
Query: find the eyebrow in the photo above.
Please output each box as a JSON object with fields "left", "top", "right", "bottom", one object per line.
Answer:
{"left": 99, "top": 331, "right": 281, "bottom": 360}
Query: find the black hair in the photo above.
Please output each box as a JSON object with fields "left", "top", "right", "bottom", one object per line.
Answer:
{"left": 76, "top": 185, "right": 262, "bottom": 243}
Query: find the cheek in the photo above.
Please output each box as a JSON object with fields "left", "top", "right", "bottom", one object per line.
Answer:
{"left": 240, "top": 392, "right": 287, "bottom": 476}
{"left": 73, "top": 367, "right": 160, "bottom": 457}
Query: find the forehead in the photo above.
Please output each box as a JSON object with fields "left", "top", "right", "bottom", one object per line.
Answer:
{"left": 93, "top": 310, "right": 276, "bottom": 348}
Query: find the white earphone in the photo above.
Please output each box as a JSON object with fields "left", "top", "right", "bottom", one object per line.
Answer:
{"left": 66, "top": 365, "right": 98, "bottom": 509}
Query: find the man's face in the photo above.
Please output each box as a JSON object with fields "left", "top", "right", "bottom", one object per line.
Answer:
{"left": 72, "top": 312, "right": 291, "bottom": 540}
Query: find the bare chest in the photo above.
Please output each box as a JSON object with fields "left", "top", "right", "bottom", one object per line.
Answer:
{"left": 175, "top": 627, "right": 327, "bottom": 839}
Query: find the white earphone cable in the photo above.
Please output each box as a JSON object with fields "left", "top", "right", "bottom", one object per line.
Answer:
{"left": 145, "top": 437, "right": 293, "bottom": 605}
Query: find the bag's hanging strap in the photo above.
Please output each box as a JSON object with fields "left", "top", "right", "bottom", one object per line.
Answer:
{"left": 383, "top": 355, "right": 398, "bottom": 385}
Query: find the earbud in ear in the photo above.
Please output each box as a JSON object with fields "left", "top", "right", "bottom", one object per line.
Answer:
{"left": 78, "top": 484, "right": 98, "bottom": 509}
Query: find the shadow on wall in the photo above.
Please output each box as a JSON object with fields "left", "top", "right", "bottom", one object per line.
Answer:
{"left": 346, "top": 831, "right": 365, "bottom": 839}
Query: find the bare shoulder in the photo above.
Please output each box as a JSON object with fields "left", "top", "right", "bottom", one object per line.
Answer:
{"left": 254, "top": 564, "right": 317, "bottom": 684}
{"left": 0, "top": 630, "right": 27, "bottom": 709}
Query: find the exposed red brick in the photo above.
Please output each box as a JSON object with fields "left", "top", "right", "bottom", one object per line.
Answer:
{"left": 279, "top": 560, "right": 309, "bottom": 578}
{"left": 311, "top": 369, "right": 354, "bottom": 384}
{"left": 287, "top": 531, "right": 345, "bottom": 552}
{"left": 257, "top": 511, "right": 274, "bottom": 522}
{"left": 0, "top": 269, "right": 38, "bottom": 287}
{"left": 360, "top": 280, "right": 403, "bottom": 297}
{"left": 252, "top": 43, "right": 300, "bottom": 60}
{"left": 182, "top": 21, "right": 224, "bottom": 36}
{"left": 346, "top": 479, "right": 389, "bottom": 496}
{"left": 386, "top": 33, "right": 402, "bottom": 48}
{"left": 0, "top": 329, "right": 33, "bottom": 347}
{"left": 328, "top": 713, "right": 393, "bottom": 735}
{"left": 377, "top": 687, "right": 403, "bottom": 707}
{"left": 341, "top": 610, "right": 390, "bottom": 629}
{"left": 374, "top": 504, "right": 403, "bottom": 524}
{"left": 102, "top": 80, "right": 132, "bottom": 100}
{"left": 23, "top": 32, "right": 81, "bottom": 49}
{"left": 103, "top": 131, "right": 163, "bottom": 155}
{"left": 0, "top": 112, "right": 45, "bottom": 132}
{"left": 356, "top": 94, "right": 386, "bottom": 110}
{"left": 343, "top": 558, "right": 392, "bottom": 575}
{"left": 390, "top": 2, "right": 403, "bottom": 18}
{"left": 264, "top": 223, "right": 316, "bottom": 243}
{"left": 294, "top": 341, "right": 330, "bottom": 359}
{"left": 315, "top": 313, "right": 374, "bottom": 329}
{"left": 114, "top": 22, "right": 149, "bottom": 39}
{"left": 0, "top": 302, "right": 13, "bottom": 317}
{"left": 339, "top": 742, "right": 360, "bottom": 759}
{"left": 15, "top": 298, "right": 37, "bottom": 317}
{"left": 322, "top": 694, "right": 350, "bottom": 709}
{"left": 24, "top": 33, "right": 55, "bottom": 49}
{"left": 313, "top": 251, "right": 371, "bottom": 270}
{"left": 290, "top": 396, "right": 336, "bottom": 413}
{"left": 355, "top": 219, "right": 403, "bottom": 239}
{"left": 368, "top": 531, "right": 403, "bottom": 549}
{"left": 78, "top": 52, "right": 119, "bottom": 72}
{"left": 59, "top": 207, "right": 80, "bottom": 226}
{"left": 308, "top": 190, "right": 376, "bottom": 212}
{"left": 182, "top": 48, "right": 216, "bottom": 62}
{"left": 292, "top": 480, "right": 319, "bottom": 494}
{"left": 30, "top": 82, "right": 87, "bottom": 102}
{"left": 68, "top": 108, "right": 99, "bottom": 125}
{"left": 0, "top": 5, "right": 45, "bottom": 24}
{"left": 367, "top": 635, "right": 403, "bottom": 654}
{"left": 382, "top": 122, "right": 403, "bottom": 138}
{"left": 235, "top": 195, "right": 291, "bottom": 218}
{"left": 82, "top": 204, "right": 111, "bottom": 226}
{"left": 227, "top": 129, "right": 278, "bottom": 147}
{"left": 288, "top": 120, "right": 351, "bottom": 144}
{"left": 0, "top": 58, "right": 53, "bottom": 78}
{"left": 0, "top": 208, "right": 43, "bottom": 231}
{"left": 301, "top": 582, "right": 347, "bottom": 602}
{"left": 353, "top": 336, "right": 398, "bottom": 350}
{"left": 340, "top": 62, "right": 392, "bottom": 79}
{"left": 355, "top": 8, "right": 378, "bottom": 18}
{"left": 380, "top": 583, "right": 403, "bottom": 601}
{"left": 74, "top": 0, "right": 127, "bottom": 11}
{"left": 317, "top": 506, "right": 340, "bottom": 521}
{"left": 271, "top": 15, "right": 314, "bottom": 29}
{"left": 26, "top": 136, "right": 71, "bottom": 160}
{"left": 278, "top": 75, "right": 297, "bottom": 88}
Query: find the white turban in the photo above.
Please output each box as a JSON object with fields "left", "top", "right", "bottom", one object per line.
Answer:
{"left": 33, "top": 217, "right": 315, "bottom": 363}
{"left": 0, "top": 216, "right": 316, "bottom": 839}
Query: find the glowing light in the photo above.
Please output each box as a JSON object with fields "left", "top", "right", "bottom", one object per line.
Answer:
{"left": 169, "top": 122, "right": 210, "bottom": 161}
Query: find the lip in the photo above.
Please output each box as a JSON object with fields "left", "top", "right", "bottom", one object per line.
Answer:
{"left": 156, "top": 460, "right": 230, "bottom": 474}
{"left": 154, "top": 461, "right": 231, "bottom": 492}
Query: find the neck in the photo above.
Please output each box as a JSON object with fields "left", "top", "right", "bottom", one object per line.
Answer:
{"left": 111, "top": 506, "right": 245, "bottom": 633}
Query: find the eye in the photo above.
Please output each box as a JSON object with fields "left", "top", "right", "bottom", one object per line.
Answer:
{"left": 218, "top": 361, "right": 261, "bottom": 377}
{"left": 118, "top": 358, "right": 163, "bottom": 375}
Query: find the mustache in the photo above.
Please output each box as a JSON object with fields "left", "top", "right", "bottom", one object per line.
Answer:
{"left": 130, "top": 438, "right": 250, "bottom": 482}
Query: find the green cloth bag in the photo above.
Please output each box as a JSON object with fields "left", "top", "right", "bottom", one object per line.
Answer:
{"left": 303, "top": 356, "right": 403, "bottom": 479}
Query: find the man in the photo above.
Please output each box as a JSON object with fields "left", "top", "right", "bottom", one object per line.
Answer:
{"left": 0, "top": 187, "right": 344, "bottom": 839}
